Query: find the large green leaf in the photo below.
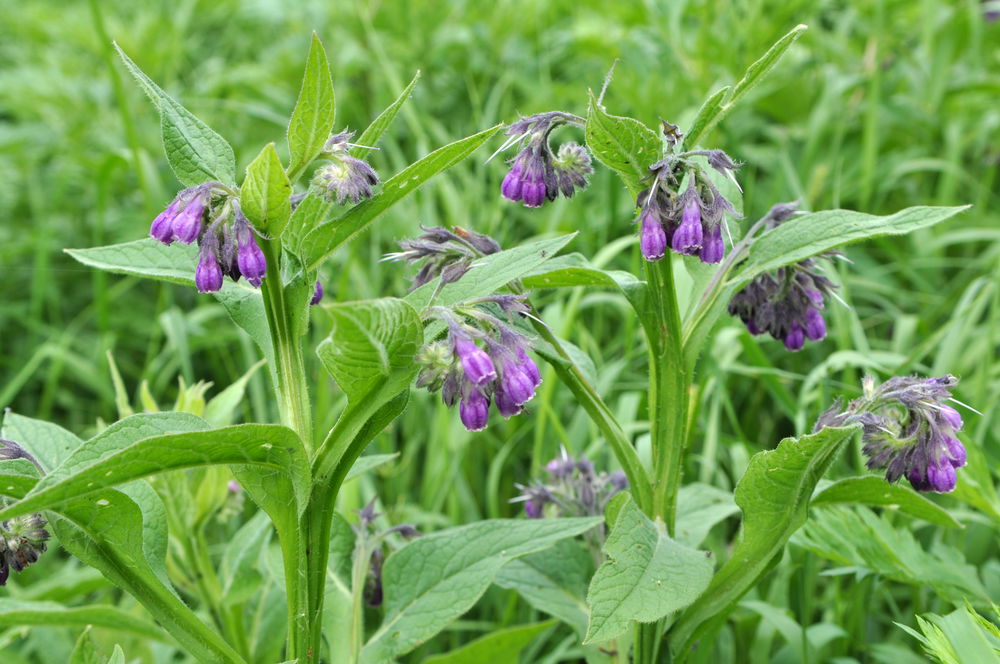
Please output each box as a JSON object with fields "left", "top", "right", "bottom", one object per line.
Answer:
{"left": 585, "top": 91, "right": 661, "bottom": 199}
{"left": 521, "top": 252, "right": 640, "bottom": 291}
{"left": 812, "top": 476, "right": 961, "bottom": 528}
{"left": 494, "top": 539, "right": 592, "bottom": 636}
{"left": 242, "top": 142, "right": 292, "bottom": 238}
{"left": 0, "top": 414, "right": 309, "bottom": 521}
{"left": 0, "top": 600, "right": 165, "bottom": 641}
{"left": 287, "top": 34, "right": 336, "bottom": 181}
{"left": 219, "top": 510, "right": 271, "bottom": 605}
{"left": 585, "top": 498, "right": 713, "bottom": 644}
{"left": 302, "top": 124, "right": 504, "bottom": 270}
{"left": 669, "top": 425, "right": 860, "bottom": 660}
{"left": 360, "top": 517, "right": 601, "bottom": 662}
{"left": 730, "top": 206, "right": 970, "bottom": 284}
{"left": 0, "top": 412, "right": 84, "bottom": 472}
{"left": 423, "top": 620, "right": 556, "bottom": 664}
{"left": 115, "top": 44, "right": 236, "bottom": 186}
{"left": 675, "top": 483, "right": 739, "bottom": 549}
{"left": 65, "top": 240, "right": 273, "bottom": 366}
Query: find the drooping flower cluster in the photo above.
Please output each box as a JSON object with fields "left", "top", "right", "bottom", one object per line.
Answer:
{"left": 513, "top": 450, "right": 628, "bottom": 519}
{"left": 816, "top": 375, "right": 970, "bottom": 493}
{"left": 417, "top": 309, "right": 542, "bottom": 432}
{"left": 497, "top": 112, "right": 593, "bottom": 207}
{"left": 149, "top": 183, "right": 268, "bottom": 293}
{"left": 384, "top": 225, "right": 501, "bottom": 289}
{"left": 727, "top": 204, "right": 838, "bottom": 350}
{"left": 1, "top": 514, "right": 50, "bottom": 585}
{"left": 311, "top": 131, "right": 380, "bottom": 205}
{"left": 636, "top": 149, "right": 741, "bottom": 264}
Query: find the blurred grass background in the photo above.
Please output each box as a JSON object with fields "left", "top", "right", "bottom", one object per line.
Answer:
{"left": 1, "top": 0, "right": 998, "bottom": 661}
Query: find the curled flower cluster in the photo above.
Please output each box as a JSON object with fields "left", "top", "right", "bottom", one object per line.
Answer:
{"left": 149, "top": 184, "right": 268, "bottom": 293}
{"left": 417, "top": 311, "right": 542, "bottom": 432}
{"left": 384, "top": 225, "right": 501, "bottom": 289}
{"left": 513, "top": 450, "right": 628, "bottom": 519}
{"left": 727, "top": 203, "right": 839, "bottom": 350}
{"left": 636, "top": 149, "right": 740, "bottom": 264}
{"left": 311, "top": 131, "right": 379, "bottom": 205}
{"left": 0, "top": 514, "right": 50, "bottom": 585}
{"left": 817, "top": 375, "right": 970, "bottom": 493}
{"left": 498, "top": 112, "right": 593, "bottom": 207}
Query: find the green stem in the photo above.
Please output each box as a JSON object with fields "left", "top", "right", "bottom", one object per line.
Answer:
{"left": 528, "top": 317, "right": 653, "bottom": 514}
{"left": 258, "top": 240, "right": 314, "bottom": 662}
{"left": 644, "top": 257, "right": 688, "bottom": 534}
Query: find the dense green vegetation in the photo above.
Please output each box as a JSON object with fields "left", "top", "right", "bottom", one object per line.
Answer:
{"left": 1, "top": 1, "right": 997, "bottom": 662}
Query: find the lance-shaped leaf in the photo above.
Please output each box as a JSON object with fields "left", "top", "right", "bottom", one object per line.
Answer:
{"left": 584, "top": 498, "right": 714, "bottom": 644}
{"left": 0, "top": 600, "right": 166, "bottom": 642}
{"left": 302, "top": 124, "right": 504, "bottom": 271}
{"left": 521, "top": 252, "right": 641, "bottom": 291}
{"left": 669, "top": 425, "right": 860, "bottom": 660}
{"left": 0, "top": 413, "right": 310, "bottom": 521}
{"left": 812, "top": 476, "right": 961, "bottom": 529}
{"left": 0, "top": 412, "right": 84, "bottom": 472}
{"left": 65, "top": 240, "right": 273, "bottom": 368}
{"left": 681, "top": 24, "right": 808, "bottom": 151}
{"left": 353, "top": 70, "right": 421, "bottom": 158}
{"left": 114, "top": 44, "right": 236, "bottom": 186}
{"left": 360, "top": 517, "right": 601, "bottom": 663}
{"left": 585, "top": 91, "right": 661, "bottom": 199}
{"left": 423, "top": 620, "right": 556, "bottom": 664}
{"left": 287, "top": 33, "right": 336, "bottom": 181}
{"left": 242, "top": 142, "right": 292, "bottom": 238}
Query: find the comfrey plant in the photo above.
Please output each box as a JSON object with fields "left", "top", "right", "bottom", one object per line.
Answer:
{"left": 0, "top": 27, "right": 979, "bottom": 664}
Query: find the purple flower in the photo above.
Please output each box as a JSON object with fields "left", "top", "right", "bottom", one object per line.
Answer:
{"left": 517, "top": 347, "right": 542, "bottom": 388}
{"left": 552, "top": 142, "right": 593, "bottom": 198}
{"left": 150, "top": 186, "right": 212, "bottom": 245}
{"left": 498, "top": 112, "right": 588, "bottom": 206}
{"left": 818, "top": 374, "right": 972, "bottom": 494}
{"left": 452, "top": 334, "right": 497, "bottom": 386}
{"left": 172, "top": 191, "right": 207, "bottom": 244}
{"left": 640, "top": 210, "right": 668, "bottom": 262}
{"left": 195, "top": 233, "right": 223, "bottom": 293}
{"left": 0, "top": 513, "right": 50, "bottom": 585}
{"left": 499, "top": 360, "right": 536, "bottom": 406}
{"left": 495, "top": 387, "right": 523, "bottom": 418}
{"left": 459, "top": 388, "right": 490, "bottom": 431}
{"left": 235, "top": 219, "right": 267, "bottom": 287}
{"left": 310, "top": 280, "right": 324, "bottom": 305}
{"left": 671, "top": 195, "right": 704, "bottom": 255}
{"left": 700, "top": 224, "right": 724, "bottom": 264}
{"left": 150, "top": 199, "right": 181, "bottom": 244}
{"left": 514, "top": 452, "right": 627, "bottom": 520}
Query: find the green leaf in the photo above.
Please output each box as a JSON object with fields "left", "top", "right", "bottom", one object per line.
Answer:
{"left": 108, "top": 646, "right": 125, "bottom": 664}
{"left": 69, "top": 628, "right": 102, "bottom": 664}
{"left": 345, "top": 453, "right": 398, "bottom": 482}
{"left": 65, "top": 240, "right": 273, "bottom": 367}
{"left": 360, "top": 517, "right": 601, "bottom": 662}
{"left": 494, "top": 539, "right": 592, "bottom": 636}
{"left": 812, "top": 476, "right": 961, "bottom": 528}
{"left": 318, "top": 298, "right": 423, "bottom": 407}
{"left": 113, "top": 44, "right": 236, "bottom": 186}
{"left": 521, "top": 252, "right": 641, "bottom": 291}
{"left": 585, "top": 91, "right": 661, "bottom": 199}
{"left": 51, "top": 491, "right": 245, "bottom": 664}
{"left": 242, "top": 142, "right": 292, "bottom": 238}
{"left": 0, "top": 414, "right": 310, "bottom": 522}
{"left": 302, "top": 124, "right": 504, "bottom": 271}
{"left": 0, "top": 600, "right": 165, "bottom": 641}
{"left": 219, "top": 510, "right": 271, "bottom": 605}
{"left": 353, "top": 70, "right": 421, "bottom": 158}
{"left": 0, "top": 412, "right": 84, "bottom": 472}
{"left": 675, "top": 483, "right": 739, "bottom": 548}
{"left": 405, "top": 234, "right": 577, "bottom": 314}
{"left": 682, "top": 25, "right": 808, "bottom": 150}
{"left": 669, "top": 425, "right": 860, "bottom": 658}
{"left": 730, "top": 206, "right": 971, "bottom": 284}
{"left": 283, "top": 194, "right": 332, "bottom": 261}
{"left": 584, "top": 498, "right": 713, "bottom": 644}
{"left": 287, "top": 34, "right": 336, "bottom": 181}
{"left": 423, "top": 620, "right": 556, "bottom": 664}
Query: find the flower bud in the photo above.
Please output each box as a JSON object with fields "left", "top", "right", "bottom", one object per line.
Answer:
{"left": 699, "top": 224, "right": 724, "bottom": 264}
{"left": 310, "top": 281, "right": 324, "bottom": 305}
{"left": 453, "top": 336, "right": 496, "bottom": 386}
{"left": 173, "top": 193, "right": 206, "bottom": 244}
{"left": 236, "top": 221, "right": 267, "bottom": 287}
{"left": 459, "top": 388, "right": 490, "bottom": 431}
{"left": 150, "top": 199, "right": 181, "bottom": 244}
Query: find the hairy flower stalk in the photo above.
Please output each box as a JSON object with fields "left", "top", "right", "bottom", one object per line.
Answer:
{"left": 816, "top": 374, "right": 971, "bottom": 493}
{"left": 497, "top": 112, "right": 592, "bottom": 207}
{"left": 634, "top": 148, "right": 741, "bottom": 264}
{"left": 312, "top": 131, "right": 380, "bottom": 205}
